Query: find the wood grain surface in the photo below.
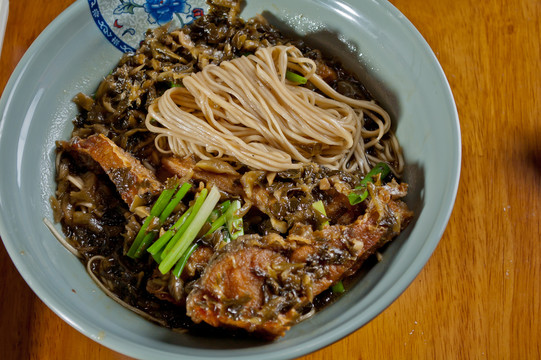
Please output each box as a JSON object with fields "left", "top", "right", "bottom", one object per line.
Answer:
{"left": 0, "top": 0, "right": 539, "bottom": 359}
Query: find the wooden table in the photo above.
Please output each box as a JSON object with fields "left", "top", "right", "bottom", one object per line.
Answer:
{"left": 1, "top": 0, "right": 539, "bottom": 358}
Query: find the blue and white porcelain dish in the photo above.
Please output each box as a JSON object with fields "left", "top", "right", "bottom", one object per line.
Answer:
{"left": 88, "top": 0, "right": 208, "bottom": 53}
{"left": 0, "top": 0, "right": 460, "bottom": 359}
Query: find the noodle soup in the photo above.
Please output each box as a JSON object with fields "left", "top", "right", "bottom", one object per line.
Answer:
{"left": 48, "top": 0, "right": 412, "bottom": 339}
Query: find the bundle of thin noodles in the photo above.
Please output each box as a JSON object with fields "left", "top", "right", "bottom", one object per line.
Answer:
{"left": 146, "top": 45, "right": 403, "bottom": 174}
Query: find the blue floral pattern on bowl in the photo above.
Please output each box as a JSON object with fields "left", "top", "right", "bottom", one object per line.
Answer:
{"left": 143, "top": 0, "right": 190, "bottom": 25}
{"left": 88, "top": 0, "right": 208, "bottom": 53}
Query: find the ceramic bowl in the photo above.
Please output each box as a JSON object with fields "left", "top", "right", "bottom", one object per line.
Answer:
{"left": 0, "top": 0, "right": 460, "bottom": 358}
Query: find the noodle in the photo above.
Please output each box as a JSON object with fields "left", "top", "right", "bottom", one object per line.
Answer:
{"left": 146, "top": 45, "right": 403, "bottom": 174}
{"left": 43, "top": 218, "right": 82, "bottom": 259}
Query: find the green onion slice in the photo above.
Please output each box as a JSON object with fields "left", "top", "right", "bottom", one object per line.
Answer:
{"left": 312, "top": 200, "right": 330, "bottom": 228}
{"left": 286, "top": 70, "right": 307, "bottom": 84}
{"left": 225, "top": 200, "right": 243, "bottom": 241}
{"left": 331, "top": 280, "right": 345, "bottom": 293}
{"left": 159, "top": 186, "right": 221, "bottom": 274}
{"left": 348, "top": 162, "right": 391, "bottom": 205}
{"left": 160, "top": 190, "right": 208, "bottom": 261}
{"left": 172, "top": 243, "right": 199, "bottom": 278}
{"left": 159, "top": 183, "right": 191, "bottom": 223}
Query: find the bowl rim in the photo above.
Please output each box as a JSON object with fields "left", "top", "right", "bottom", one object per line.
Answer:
{"left": 0, "top": 0, "right": 461, "bottom": 358}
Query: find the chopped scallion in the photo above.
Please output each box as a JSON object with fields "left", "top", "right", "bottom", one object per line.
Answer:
{"left": 127, "top": 182, "right": 183, "bottom": 258}
{"left": 132, "top": 231, "right": 158, "bottom": 258}
{"left": 208, "top": 200, "right": 231, "bottom": 223}
{"left": 151, "top": 249, "right": 163, "bottom": 263}
{"left": 225, "top": 200, "right": 243, "bottom": 241}
{"left": 331, "top": 280, "right": 345, "bottom": 293}
{"left": 160, "top": 190, "right": 208, "bottom": 261}
{"left": 286, "top": 70, "right": 308, "bottom": 84}
{"left": 348, "top": 162, "right": 391, "bottom": 205}
{"left": 159, "top": 186, "right": 221, "bottom": 274}
{"left": 312, "top": 200, "right": 330, "bottom": 228}
{"left": 205, "top": 212, "right": 228, "bottom": 236}
{"left": 172, "top": 243, "right": 199, "bottom": 278}
{"left": 126, "top": 215, "right": 154, "bottom": 258}
{"left": 159, "top": 183, "right": 191, "bottom": 223}
{"left": 148, "top": 206, "right": 193, "bottom": 259}
{"left": 147, "top": 228, "right": 174, "bottom": 256}
{"left": 150, "top": 185, "right": 178, "bottom": 217}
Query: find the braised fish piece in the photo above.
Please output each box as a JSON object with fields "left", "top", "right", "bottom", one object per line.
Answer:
{"left": 162, "top": 156, "right": 244, "bottom": 196}
{"left": 186, "top": 180, "right": 412, "bottom": 338}
{"left": 164, "top": 160, "right": 363, "bottom": 233}
{"left": 70, "top": 134, "right": 162, "bottom": 208}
